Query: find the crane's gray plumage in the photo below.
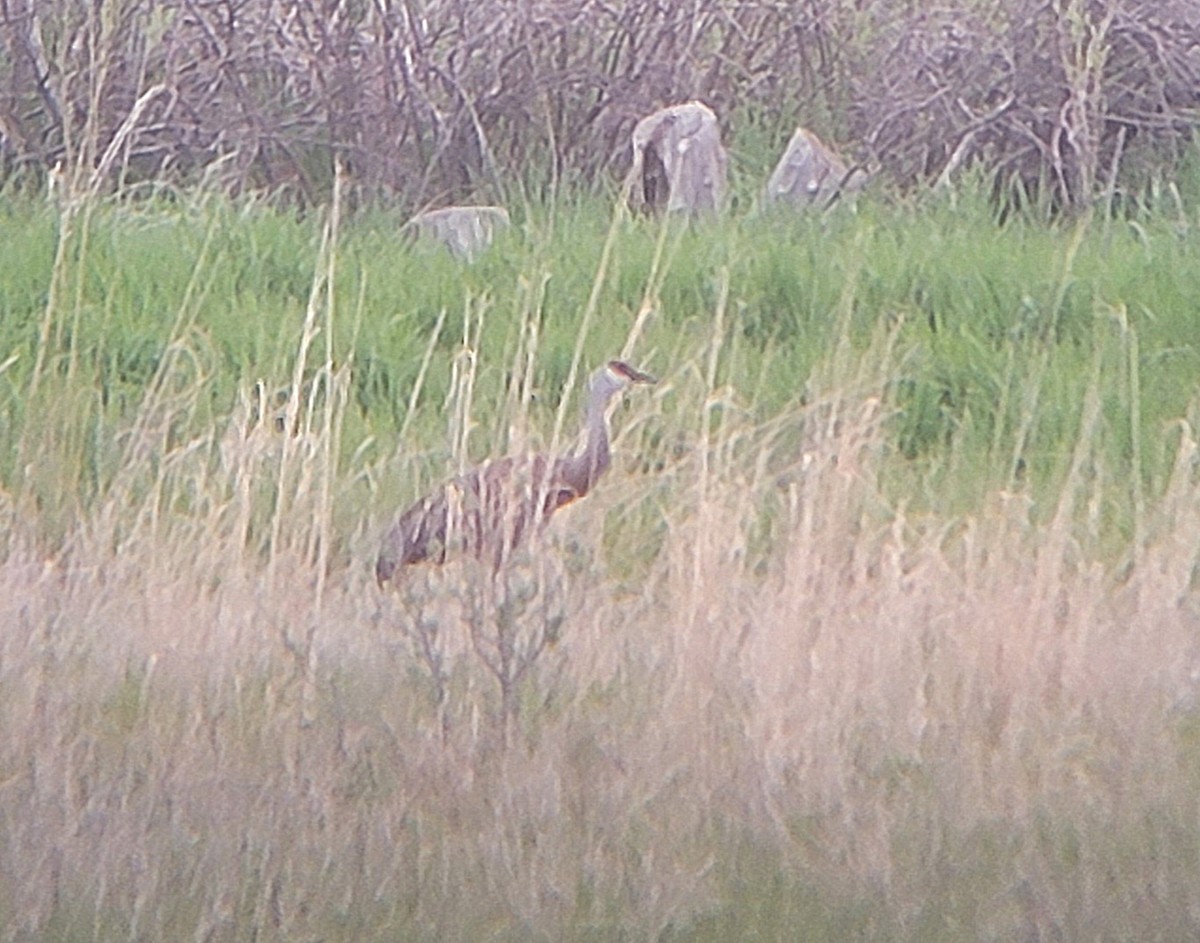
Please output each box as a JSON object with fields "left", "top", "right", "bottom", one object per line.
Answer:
{"left": 376, "top": 360, "right": 655, "bottom": 584}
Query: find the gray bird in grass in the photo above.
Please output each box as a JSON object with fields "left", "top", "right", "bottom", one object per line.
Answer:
{"left": 376, "top": 360, "right": 656, "bottom": 584}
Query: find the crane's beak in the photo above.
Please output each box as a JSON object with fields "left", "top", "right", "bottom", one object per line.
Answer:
{"left": 608, "top": 360, "right": 657, "bottom": 385}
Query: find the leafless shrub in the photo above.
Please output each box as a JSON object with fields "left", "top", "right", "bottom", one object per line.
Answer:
{"left": 1, "top": 1, "right": 1197, "bottom": 212}
{"left": 850, "top": 0, "right": 1200, "bottom": 209}
{"left": 379, "top": 550, "right": 569, "bottom": 749}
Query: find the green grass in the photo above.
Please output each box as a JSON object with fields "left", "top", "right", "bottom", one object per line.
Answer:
{"left": 3, "top": 179, "right": 1200, "bottom": 941}
{"left": 7, "top": 185, "right": 1200, "bottom": 510}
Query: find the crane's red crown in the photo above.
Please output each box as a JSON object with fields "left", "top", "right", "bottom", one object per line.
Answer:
{"left": 606, "top": 360, "right": 657, "bottom": 384}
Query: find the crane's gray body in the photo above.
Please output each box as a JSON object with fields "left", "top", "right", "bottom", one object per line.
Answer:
{"left": 376, "top": 361, "right": 653, "bottom": 583}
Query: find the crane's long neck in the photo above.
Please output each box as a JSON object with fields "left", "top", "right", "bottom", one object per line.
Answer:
{"left": 556, "top": 371, "right": 619, "bottom": 495}
{"left": 583, "top": 386, "right": 613, "bottom": 481}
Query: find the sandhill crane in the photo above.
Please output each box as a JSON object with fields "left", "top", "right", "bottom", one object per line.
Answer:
{"left": 376, "top": 360, "right": 656, "bottom": 584}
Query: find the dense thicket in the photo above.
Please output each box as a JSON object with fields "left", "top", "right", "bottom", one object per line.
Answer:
{"left": 0, "top": 0, "right": 1197, "bottom": 207}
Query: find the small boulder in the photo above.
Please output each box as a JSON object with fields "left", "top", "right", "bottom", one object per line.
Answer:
{"left": 765, "top": 128, "right": 867, "bottom": 210}
{"left": 628, "top": 102, "right": 727, "bottom": 216}
{"left": 404, "top": 205, "right": 510, "bottom": 260}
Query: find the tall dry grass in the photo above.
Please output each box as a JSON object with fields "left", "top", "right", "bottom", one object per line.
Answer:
{"left": 3, "top": 197, "right": 1200, "bottom": 941}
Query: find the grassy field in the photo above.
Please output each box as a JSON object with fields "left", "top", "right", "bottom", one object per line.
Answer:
{"left": 3, "top": 173, "right": 1200, "bottom": 941}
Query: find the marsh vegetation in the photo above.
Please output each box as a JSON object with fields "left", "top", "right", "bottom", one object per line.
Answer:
{"left": 3, "top": 156, "right": 1200, "bottom": 940}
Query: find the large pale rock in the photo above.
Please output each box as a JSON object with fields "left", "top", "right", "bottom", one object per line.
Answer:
{"left": 765, "top": 128, "right": 867, "bottom": 209}
{"left": 628, "top": 101, "right": 727, "bottom": 216}
{"left": 404, "top": 205, "right": 510, "bottom": 260}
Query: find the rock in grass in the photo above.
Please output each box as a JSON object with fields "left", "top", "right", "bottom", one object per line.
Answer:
{"left": 628, "top": 101, "right": 727, "bottom": 217}
{"left": 765, "top": 128, "right": 868, "bottom": 210}
{"left": 404, "top": 205, "right": 510, "bottom": 261}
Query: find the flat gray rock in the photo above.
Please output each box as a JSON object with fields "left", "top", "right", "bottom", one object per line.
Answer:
{"left": 404, "top": 205, "right": 510, "bottom": 260}
{"left": 765, "top": 128, "right": 867, "bottom": 210}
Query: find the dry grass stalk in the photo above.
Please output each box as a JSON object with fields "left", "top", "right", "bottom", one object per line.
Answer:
{"left": 4, "top": 353, "right": 1200, "bottom": 936}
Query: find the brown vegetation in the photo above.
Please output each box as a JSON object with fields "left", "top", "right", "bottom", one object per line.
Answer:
{"left": 4, "top": 347, "right": 1200, "bottom": 939}
{"left": 1, "top": 0, "right": 1196, "bottom": 208}
{"left": 848, "top": 0, "right": 1200, "bottom": 206}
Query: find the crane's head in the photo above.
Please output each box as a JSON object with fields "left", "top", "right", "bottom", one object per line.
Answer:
{"left": 587, "top": 360, "right": 657, "bottom": 411}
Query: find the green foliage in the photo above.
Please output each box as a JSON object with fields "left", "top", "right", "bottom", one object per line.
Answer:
{"left": 5, "top": 181, "right": 1200, "bottom": 535}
